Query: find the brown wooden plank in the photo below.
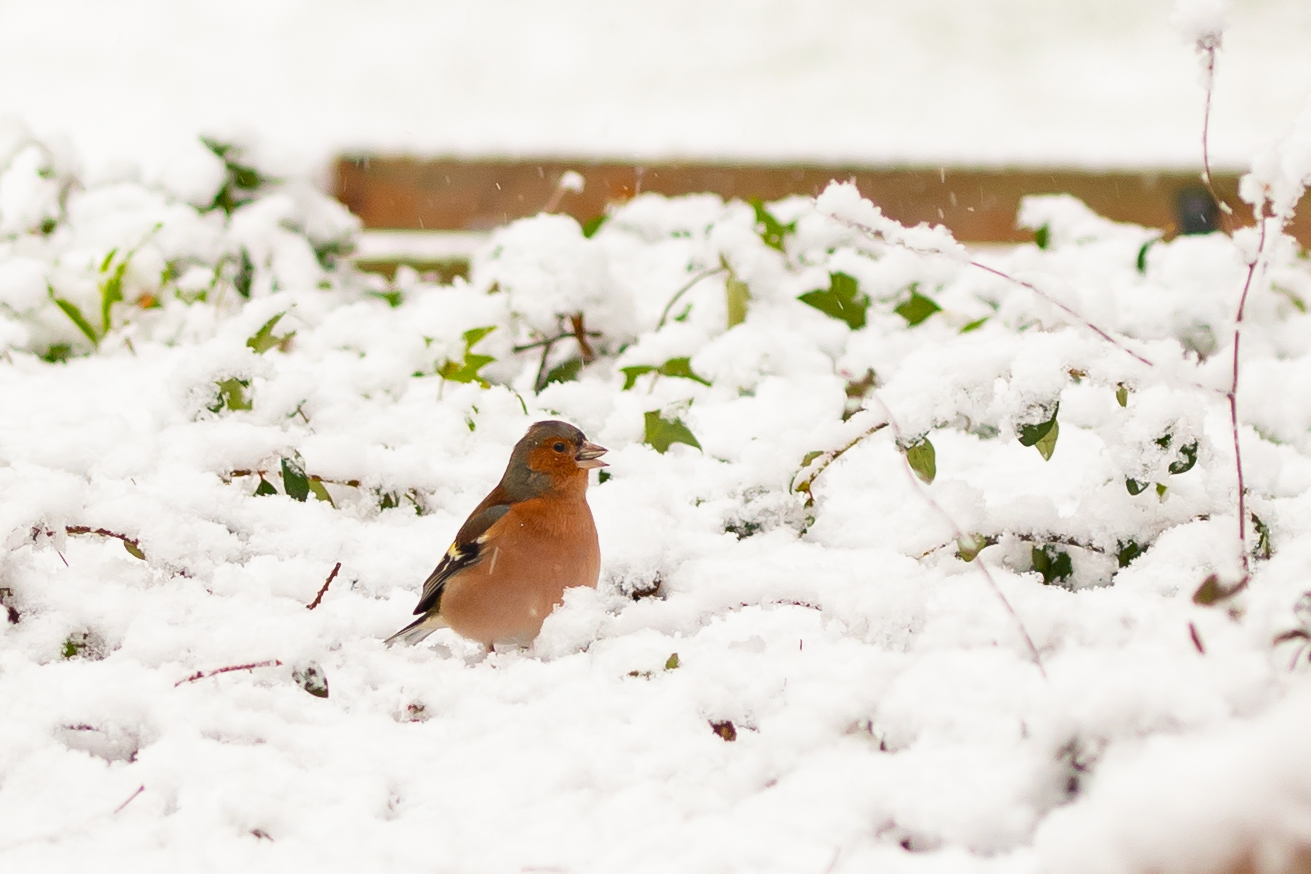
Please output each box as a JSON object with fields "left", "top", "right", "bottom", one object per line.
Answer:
{"left": 336, "top": 157, "right": 1310, "bottom": 245}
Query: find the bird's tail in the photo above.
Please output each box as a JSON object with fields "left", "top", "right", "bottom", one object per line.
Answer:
{"left": 384, "top": 613, "right": 447, "bottom": 647}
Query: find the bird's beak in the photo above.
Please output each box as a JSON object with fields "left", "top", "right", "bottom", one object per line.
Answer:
{"left": 575, "top": 441, "right": 609, "bottom": 469}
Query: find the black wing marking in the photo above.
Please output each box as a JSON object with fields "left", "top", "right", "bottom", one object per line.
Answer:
{"left": 412, "top": 503, "right": 511, "bottom": 615}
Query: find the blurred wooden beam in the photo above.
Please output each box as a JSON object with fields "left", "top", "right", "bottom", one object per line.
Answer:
{"left": 335, "top": 157, "right": 1309, "bottom": 245}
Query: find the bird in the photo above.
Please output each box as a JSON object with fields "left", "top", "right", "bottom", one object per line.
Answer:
{"left": 386, "top": 420, "right": 607, "bottom": 649}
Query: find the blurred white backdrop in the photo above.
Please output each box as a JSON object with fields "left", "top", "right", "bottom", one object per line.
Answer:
{"left": 0, "top": 0, "right": 1308, "bottom": 179}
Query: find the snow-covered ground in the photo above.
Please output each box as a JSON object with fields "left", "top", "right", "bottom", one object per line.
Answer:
{"left": 1, "top": 0, "right": 1310, "bottom": 180}
{"left": 3, "top": 79, "right": 1311, "bottom": 868}
{"left": 4, "top": 2, "right": 1311, "bottom": 872}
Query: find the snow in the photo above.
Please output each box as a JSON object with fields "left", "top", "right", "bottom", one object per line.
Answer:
{"left": 3, "top": 5, "right": 1311, "bottom": 873}
{"left": 1, "top": 105, "right": 1311, "bottom": 871}
{"left": 1, "top": 0, "right": 1311, "bottom": 180}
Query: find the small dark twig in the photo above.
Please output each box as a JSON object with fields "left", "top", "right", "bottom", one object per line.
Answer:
{"left": 174, "top": 659, "right": 282, "bottom": 687}
{"left": 569, "top": 312, "right": 596, "bottom": 363}
{"left": 792, "top": 418, "right": 890, "bottom": 505}
{"left": 113, "top": 785, "right": 145, "bottom": 815}
{"left": 657, "top": 266, "right": 728, "bottom": 330}
{"left": 306, "top": 562, "right": 342, "bottom": 610}
{"left": 65, "top": 526, "right": 146, "bottom": 560}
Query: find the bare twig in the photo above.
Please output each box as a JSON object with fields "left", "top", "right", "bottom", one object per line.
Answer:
{"left": 792, "top": 418, "right": 890, "bottom": 504}
{"left": 113, "top": 785, "right": 145, "bottom": 815}
{"left": 969, "top": 261, "right": 1156, "bottom": 368}
{"left": 174, "top": 659, "right": 282, "bottom": 687}
{"left": 569, "top": 312, "right": 596, "bottom": 363}
{"left": 657, "top": 266, "right": 728, "bottom": 329}
{"left": 65, "top": 526, "right": 146, "bottom": 560}
{"left": 306, "top": 562, "right": 342, "bottom": 610}
{"left": 1197, "top": 37, "right": 1236, "bottom": 230}
{"left": 869, "top": 394, "right": 1046, "bottom": 677}
{"left": 1226, "top": 214, "right": 1271, "bottom": 585}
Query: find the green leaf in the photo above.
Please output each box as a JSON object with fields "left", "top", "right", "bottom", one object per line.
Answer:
{"left": 1116, "top": 383, "right": 1129, "bottom": 407}
{"left": 1017, "top": 404, "right": 1059, "bottom": 461}
{"left": 1136, "top": 240, "right": 1152, "bottom": 274}
{"left": 1155, "top": 483, "right": 1168, "bottom": 498}
{"left": 957, "top": 533, "right": 989, "bottom": 562}
{"left": 1116, "top": 540, "right": 1142, "bottom": 568}
{"left": 211, "top": 377, "right": 252, "bottom": 412}
{"left": 597, "top": 469, "right": 611, "bottom": 484}
{"left": 40, "top": 343, "right": 73, "bottom": 363}
{"left": 749, "top": 199, "right": 794, "bottom": 252}
{"left": 234, "top": 249, "right": 254, "bottom": 299}
{"left": 122, "top": 539, "right": 146, "bottom": 561}
{"left": 581, "top": 215, "right": 607, "bottom": 238}
{"left": 1034, "top": 224, "right": 1050, "bottom": 249}
{"left": 1192, "top": 573, "right": 1243, "bottom": 607}
{"left": 664, "top": 653, "right": 680, "bottom": 670}
{"left": 100, "top": 262, "right": 126, "bottom": 333}
{"left": 1031, "top": 545, "right": 1072, "bottom": 585}
{"left": 544, "top": 357, "right": 582, "bottom": 385}
{"left": 1253, "top": 514, "right": 1272, "bottom": 560}
{"left": 960, "top": 317, "right": 989, "bottom": 334}
{"left": 293, "top": 663, "right": 329, "bottom": 698}
{"left": 307, "top": 478, "right": 335, "bottom": 507}
{"left": 643, "top": 410, "right": 701, "bottom": 454}
{"left": 254, "top": 477, "right": 278, "bottom": 497}
{"left": 1034, "top": 420, "right": 1059, "bottom": 461}
{"left": 1168, "top": 440, "right": 1198, "bottom": 475}
{"left": 246, "top": 312, "right": 295, "bottom": 354}
{"left": 438, "top": 326, "right": 497, "bottom": 385}
{"left": 49, "top": 288, "right": 99, "bottom": 346}
{"left": 726, "top": 272, "right": 750, "bottom": 328}
{"left": 799, "top": 272, "right": 868, "bottom": 330}
{"left": 281, "top": 457, "right": 310, "bottom": 502}
{"left": 800, "top": 449, "right": 824, "bottom": 468}
{"left": 894, "top": 289, "right": 942, "bottom": 327}
{"left": 99, "top": 248, "right": 119, "bottom": 274}
{"left": 904, "top": 437, "right": 936, "bottom": 485}
{"left": 369, "top": 290, "right": 405, "bottom": 308}
{"left": 1126, "top": 478, "right": 1148, "bottom": 495}
{"left": 621, "top": 357, "right": 712, "bottom": 391}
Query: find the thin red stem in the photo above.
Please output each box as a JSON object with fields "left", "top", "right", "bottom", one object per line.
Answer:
{"left": 306, "top": 562, "right": 342, "bottom": 610}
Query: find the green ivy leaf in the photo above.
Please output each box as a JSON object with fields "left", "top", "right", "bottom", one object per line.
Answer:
{"left": 211, "top": 377, "right": 252, "bottom": 412}
{"left": 749, "top": 199, "right": 794, "bottom": 252}
{"left": 1034, "top": 224, "right": 1050, "bottom": 250}
{"left": 664, "top": 653, "right": 680, "bottom": 670}
{"left": 253, "top": 476, "right": 278, "bottom": 497}
{"left": 904, "top": 437, "right": 936, "bottom": 485}
{"left": 799, "top": 272, "right": 868, "bottom": 330}
{"left": 100, "top": 262, "right": 127, "bottom": 333}
{"left": 959, "top": 317, "right": 988, "bottom": 334}
{"left": 1017, "top": 404, "right": 1059, "bottom": 460}
{"left": 307, "top": 478, "right": 335, "bottom": 507}
{"left": 1116, "top": 383, "right": 1129, "bottom": 407}
{"left": 544, "top": 357, "right": 582, "bottom": 385}
{"left": 1116, "top": 540, "right": 1142, "bottom": 568}
{"left": 1126, "top": 478, "right": 1148, "bottom": 495}
{"left": 620, "top": 357, "right": 712, "bottom": 391}
{"left": 1253, "top": 514, "right": 1272, "bottom": 560}
{"left": 1136, "top": 240, "right": 1152, "bottom": 274}
{"left": 894, "top": 288, "right": 942, "bottom": 327}
{"left": 1168, "top": 440, "right": 1198, "bottom": 475}
{"left": 1031, "top": 544, "right": 1072, "bottom": 585}
{"left": 957, "top": 533, "right": 989, "bottom": 562}
{"left": 726, "top": 271, "right": 750, "bottom": 328}
{"left": 1192, "top": 573, "right": 1243, "bottom": 607}
{"left": 643, "top": 410, "right": 701, "bottom": 454}
{"left": 581, "top": 215, "right": 607, "bottom": 238}
{"left": 281, "top": 456, "right": 310, "bottom": 502}
{"left": 122, "top": 539, "right": 146, "bottom": 561}
{"left": 49, "top": 287, "right": 99, "bottom": 347}
{"left": 369, "top": 290, "right": 405, "bottom": 308}
{"left": 246, "top": 312, "right": 295, "bottom": 354}
{"left": 438, "top": 326, "right": 497, "bottom": 385}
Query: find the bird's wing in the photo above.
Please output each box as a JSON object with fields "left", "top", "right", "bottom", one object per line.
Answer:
{"left": 412, "top": 502, "right": 511, "bottom": 615}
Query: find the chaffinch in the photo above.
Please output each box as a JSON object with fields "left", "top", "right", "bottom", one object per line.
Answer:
{"left": 386, "top": 420, "right": 607, "bottom": 649}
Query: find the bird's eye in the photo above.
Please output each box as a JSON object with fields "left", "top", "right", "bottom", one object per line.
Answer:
{"left": 553, "top": 441, "right": 567, "bottom": 453}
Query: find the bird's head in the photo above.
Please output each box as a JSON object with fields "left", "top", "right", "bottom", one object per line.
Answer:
{"left": 501, "top": 420, "right": 608, "bottom": 498}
